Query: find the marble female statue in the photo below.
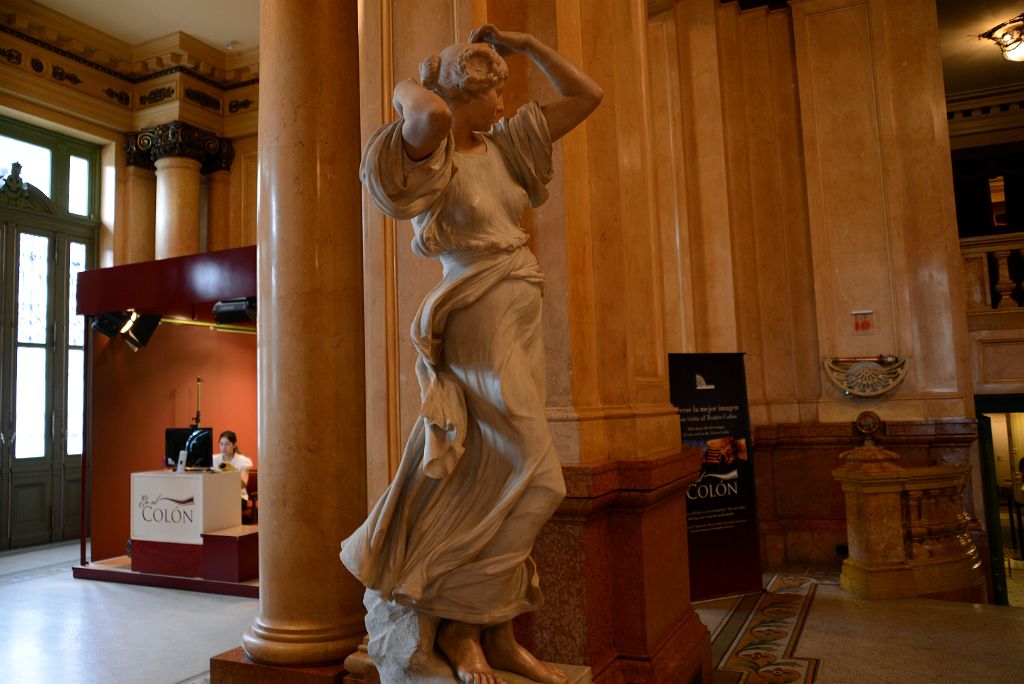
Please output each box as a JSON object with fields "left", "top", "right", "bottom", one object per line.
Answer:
{"left": 341, "top": 24, "right": 602, "bottom": 684}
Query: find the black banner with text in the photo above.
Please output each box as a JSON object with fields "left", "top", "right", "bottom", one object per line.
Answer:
{"left": 669, "top": 353, "right": 762, "bottom": 600}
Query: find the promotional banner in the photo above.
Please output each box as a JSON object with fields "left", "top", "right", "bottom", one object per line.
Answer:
{"left": 669, "top": 353, "right": 762, "bottom": 600}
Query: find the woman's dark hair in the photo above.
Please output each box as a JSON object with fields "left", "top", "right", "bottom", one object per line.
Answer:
{"left": 219, "top": 430, "right": 239, "bottom": 454}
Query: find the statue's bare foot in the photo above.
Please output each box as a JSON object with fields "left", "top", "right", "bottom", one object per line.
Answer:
{"left": 482, "top": 621, "right": 568, "bottom": 684}
{"left": 438, "top": 620, "right": 505, "bottom": 684}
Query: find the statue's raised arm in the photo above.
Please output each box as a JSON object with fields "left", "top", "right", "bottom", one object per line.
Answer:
{"left": 469, "top": 23, "right": 603, "bottom": 143}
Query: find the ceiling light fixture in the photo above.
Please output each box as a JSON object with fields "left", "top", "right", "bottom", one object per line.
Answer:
{"left": 981, "top": 13, "right": 1024, "bottom": 62}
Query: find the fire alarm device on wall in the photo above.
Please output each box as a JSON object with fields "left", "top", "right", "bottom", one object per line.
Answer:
{"left": 851, "top": 310, "right": 874, "bottom": 335}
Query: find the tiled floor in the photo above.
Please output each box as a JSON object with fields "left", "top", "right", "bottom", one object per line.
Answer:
{"left": 5, "top": 543, "right": 1024, "bottom": 683}
{"left": 0, "top": 540, "right": 256, "bottom": 684}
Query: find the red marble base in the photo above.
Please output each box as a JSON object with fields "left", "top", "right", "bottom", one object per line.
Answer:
{"left": 516, "top": 447, "right": 711, "bottom": 683}
{"left": 202, "top": 527, "right": 259, "bottom": 582}
{"left": 131, "top": 539, "right": 203, "bottom": 577}
{"left": 211, "top": 647, "right": 346, "bottom": 684}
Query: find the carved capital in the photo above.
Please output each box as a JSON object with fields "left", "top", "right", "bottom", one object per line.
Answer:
{"left": 124, "top": 121, "right": 235, "bottom": 173}
{"left": 202, "top": 138, "right": 235, "bottom": 174}
{"left": 124, "top": 131, "right": 155, "bottom": 170}
{"left": 140, "top": 120, "right": 219, "bottom": 163}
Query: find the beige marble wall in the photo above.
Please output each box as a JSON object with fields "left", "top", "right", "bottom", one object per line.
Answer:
{"left": 649, "top": 0, "right": 972, "bottom": 427}
{"left": 789, "top": 0, "right": 973, "bottom": 422}
{"left": 646, "top": 2, "right": 821, "bottom": 425}
{"left": 121, "top": 165, "right": 157, "bottom": 263}
{"left": 230, "top": 134, "right": 259, "bottom": 249}
{"left": 359, "top": 0, "right": 474, "bottom": 502}
{"left": 204, "top": 169, "right": 231, "bottom": 252}
{"left": 705, "top": 4, "right": 819, "bottom": 425}
{"left": 536, "top": 0, "right": 680, "bottom": 466}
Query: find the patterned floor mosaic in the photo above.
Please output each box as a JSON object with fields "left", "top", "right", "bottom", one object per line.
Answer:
{"left": 706, "top": 571, "right": 840, "bottom": 684}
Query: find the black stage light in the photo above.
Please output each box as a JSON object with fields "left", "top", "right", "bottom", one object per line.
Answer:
{"left": 91, "top": 311, "right": 130, "bottom": 338}
{"left": 124, "top": 314, "right": 161, "bottom": 351}
{"left": 212, "top": 297, "right": 257, "bottom": 324}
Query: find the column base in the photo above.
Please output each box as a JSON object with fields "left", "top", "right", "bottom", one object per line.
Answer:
{"left": 211, "top": 647, "right": 346, "bottom": 683}
{"left": 241, "top": 617, "right": 363, "bottom": 668}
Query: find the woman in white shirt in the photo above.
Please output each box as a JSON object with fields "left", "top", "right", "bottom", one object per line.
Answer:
{"left": 212, "top": 430, "right": 253, "bottom": 501}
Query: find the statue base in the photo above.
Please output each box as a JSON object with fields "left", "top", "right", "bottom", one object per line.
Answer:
{"left": 345, "top": 590, "right": 592, "bottom": 684}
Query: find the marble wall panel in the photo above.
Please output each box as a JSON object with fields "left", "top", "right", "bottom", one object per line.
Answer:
{"left": 792, "top": 2, "right": 898, "bottom": 359}
{"left": 790, "top": 0, "right": 972, "bottom": 419}
{"left": 360, "top": 0, "right": 473, "bottom": 500}
{"left": 673, "top": 0, "right": 739, "bottom": 354}
{"left": 228, "top": 134, "right": 258, "bottom": 249}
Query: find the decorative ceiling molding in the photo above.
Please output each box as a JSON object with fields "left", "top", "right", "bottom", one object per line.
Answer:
{"left": 0, "top": 4, "right": 258, "bottom": 90}
{"left": 648, "top": 0, "right": 678, "bottom": 17}
{"left": 946, "top": 82, "right": 1024, "bottom": 148}
{"left": 718, "top": 0, "right": 790, "bottom": 10}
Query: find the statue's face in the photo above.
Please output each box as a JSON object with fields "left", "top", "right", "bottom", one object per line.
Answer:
{"left": 457, "top": 82, "right": 505, "bottom": 132}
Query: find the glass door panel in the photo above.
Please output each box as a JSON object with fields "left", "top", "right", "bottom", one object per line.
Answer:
{"left": 14, "top": 347, "right": 46, "bottom": 459}
{"left": 14, "top": 233, "right": 50, "bottom": 460}
{"left": 68, "top": 156, "right": 90, "bottom": 217}
{"left": 66, "top": 241, "right": 86, "bottom": 456}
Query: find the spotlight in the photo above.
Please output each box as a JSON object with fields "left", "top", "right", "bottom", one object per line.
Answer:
{"left": 91, "top": 311, "right": 130, "bottom": 338}
{"left": 212, "top": 297, "right": 256, "bottom": 324}
{"left": 120, "top": 311, "right": 139, "bottom": 334}
{"left": 124, "top": 314, "right": 161, "bottom": 351}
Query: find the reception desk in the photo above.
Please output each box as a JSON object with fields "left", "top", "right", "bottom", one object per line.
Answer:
{"left": 130, "top": 470, "right": 241, "bottom": 576}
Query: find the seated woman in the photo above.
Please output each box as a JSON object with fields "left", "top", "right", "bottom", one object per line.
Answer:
{"left": 212, "top": 430, "right": 253, "bottom": 503}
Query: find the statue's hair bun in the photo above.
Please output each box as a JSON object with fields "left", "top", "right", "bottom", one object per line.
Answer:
{"left": 420, "top": 55, "right": 441, "bottom": 90}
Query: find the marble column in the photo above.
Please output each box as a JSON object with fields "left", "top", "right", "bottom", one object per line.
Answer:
{"left": 154, "top": 156, "right": 201, "bottom": 259}
{"left": 229, "top": 0, "right": 366, "bottom": 675}
{"left": 121, "top": 165, "right": 156, "bottom": 264}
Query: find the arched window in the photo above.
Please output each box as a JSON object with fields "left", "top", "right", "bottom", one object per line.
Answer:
{"left": 0, "top": 115, "right": 99, "bottom": 548}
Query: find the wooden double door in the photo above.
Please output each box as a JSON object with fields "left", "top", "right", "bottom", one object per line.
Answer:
{"left": 0, "top": 211, "right": 91, "bottom": 549}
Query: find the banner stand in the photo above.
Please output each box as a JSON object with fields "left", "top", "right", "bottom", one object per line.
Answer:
{"left": 669, "top": 353, "right": 762, "bottom": 601}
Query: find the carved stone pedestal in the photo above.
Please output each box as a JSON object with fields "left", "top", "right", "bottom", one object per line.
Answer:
{"left": 833, "top": 440, "right": 986, "bottom": 602}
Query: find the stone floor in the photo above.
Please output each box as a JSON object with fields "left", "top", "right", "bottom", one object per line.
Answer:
{"left": 3, "top": 542, "right": 1024, "bottom": 683}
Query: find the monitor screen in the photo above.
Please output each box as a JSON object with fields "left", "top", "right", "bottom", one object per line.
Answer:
{"left": 164, "top": 427, "right": 213, "bottom": 469}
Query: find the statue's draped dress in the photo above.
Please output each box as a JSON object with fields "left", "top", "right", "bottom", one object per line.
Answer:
{"left": 340, "top": 102, "right": 565, "bottom": 625}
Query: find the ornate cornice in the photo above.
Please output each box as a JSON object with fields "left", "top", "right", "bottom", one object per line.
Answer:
{"left": 0, "top": 24, "right": 258, "bottom": 91}
{"left": 124, "top": 121, "right": 234, "bottom": 173}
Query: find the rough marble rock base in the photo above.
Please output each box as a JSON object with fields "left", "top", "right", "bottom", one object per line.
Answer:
{"left": 363, "top": 589, "right": 455, "bottom": 683}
